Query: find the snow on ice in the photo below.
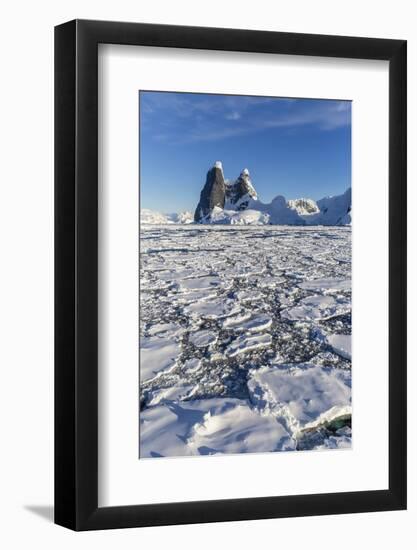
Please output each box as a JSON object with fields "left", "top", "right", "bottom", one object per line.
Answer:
{"left": 140, "top": 335, "right": 180, "bottom": 382}
{"left": 281, "top": 294, "right": 350, "bottom": 322}
{"left": 326, "top": 334, "right": 352, "bottom": 360}
{"left": 189, "top": 330, "right": 218, "bottom": 348}
{"left": 247, "top": 364, "right": 351, "bottom": 434}
{"left": 140, "top": 398, "right": 295, "bottom": 458}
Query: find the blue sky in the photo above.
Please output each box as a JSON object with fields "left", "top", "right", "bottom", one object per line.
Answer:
{"left": 140, "top": 91, "right": 351, "bottom": 213}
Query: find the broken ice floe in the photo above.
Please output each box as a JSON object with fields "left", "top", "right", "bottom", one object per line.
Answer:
{"left": 298, "top": 277, "right": 350, "bottom": 294}
{"left": 140, "top": 336, "right": 180, "bottom": 382}
{"left": 247, "top": 364, "right": 351, "bottom": 436}
{"left": 221, "top": 309, "right": 252, "bottom": 328}
{"left": 281, "top": 295, "right": 350, "bottom": 322}
{"left": 178, "top": 276, "right": 224, "bottom": 292}
{"left": 256, "top": 275, "right": 286, "bottom": 288}
{"left": 309, "top": 326, "right": 351, "bottom": 364}
{"left": 234, "top": 314, "right": 272, "bottom": 333}
{"left": 326, "top": 334, "right": 352, "bottom": 360}
{"left": 147, "top": 322, "right": 185, "bottom": 339}
{"left": 234, "top": 289, "right": 263, "bottom": 303}
{"left": 144, "top": 383, "right": 195, "bottom": 408}
{"left": 189, "top": 330, "right": 217, "bottom": 348}
{"left": 184, "top": 297, "right": 241, "bottom": 320}
{"left": 225, "top": 333, "right": 273, "bottom": 357}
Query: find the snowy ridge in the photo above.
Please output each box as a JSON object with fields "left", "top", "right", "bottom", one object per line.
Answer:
{"left": 305, "top": 188, "right": 352, "bottom": 226}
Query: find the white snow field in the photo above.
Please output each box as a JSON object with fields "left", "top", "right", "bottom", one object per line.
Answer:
{"left": 140, "top": 225, "right": 351, "bottom": 458}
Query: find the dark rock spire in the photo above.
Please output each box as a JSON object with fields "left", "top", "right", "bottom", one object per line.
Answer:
{"left": 194, "top": 161, "right": 226, "bottom": 222}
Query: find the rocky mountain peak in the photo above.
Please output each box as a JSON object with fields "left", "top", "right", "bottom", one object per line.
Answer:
{"left": 194, "top": 162, "right": 227, "bottom": 222}
{"left": 225, "top": 167, "right": 258, "bottom": 211}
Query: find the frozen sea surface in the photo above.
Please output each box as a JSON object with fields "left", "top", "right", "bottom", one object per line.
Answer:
{"left": 140, "top": 225, "right": 351, "bottom": 458}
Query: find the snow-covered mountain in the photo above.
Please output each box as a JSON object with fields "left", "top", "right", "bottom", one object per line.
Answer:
{"left": 140, "top": 209, "right": 193, "bottom": 225}
{"left": 174, "top": 211, "right": 194, "bottom": 224}
{"left": 314, "top": 188, "right": 351, "bottom": 226}
{"left": 141, "top": 209, "right": 173, "bottom": 224}
{"left": 193, "top": 162, "right": 351, "bottom": 226}
{"left": 142, "top": 162, "right": 351, "bottom": 226}
{"left": 225, "top": 168, "right": 258, "bottom": 211}
{"left": 287, "top": 198, "right": 319, "bottom": 216}
{"left": 251, "top": 195, "right": 306, "bottom": 225}
{"left": 194, "top": 163, "right": 303, "bottom": 225}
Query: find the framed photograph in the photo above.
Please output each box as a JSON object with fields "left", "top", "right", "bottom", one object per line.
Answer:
{"left": 55, "top": 19, "right": 407, "bottom": 530}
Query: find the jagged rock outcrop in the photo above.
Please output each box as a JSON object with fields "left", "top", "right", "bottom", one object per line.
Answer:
{"left": 194, "top": 161, "right": 226, "bottom": 222}
{"left": 287, "top": 198, "right": 319, "bottom": 215}
{"left": 225, "top": 168, "right": 258, "bottom": 211}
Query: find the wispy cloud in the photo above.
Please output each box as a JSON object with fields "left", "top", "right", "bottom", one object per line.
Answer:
{"left": 225, "top": 111, "right": 241, "bottom": 121}
{"left": 140, "top": 92, "right": 351, "bottom": 144}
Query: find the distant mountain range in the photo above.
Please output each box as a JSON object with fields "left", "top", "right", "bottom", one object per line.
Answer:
{"left": 141, "top": 161, "right": 351, "bottom": 226}
{"left": 140, "top": 209, "right": 194, "bottom": 225}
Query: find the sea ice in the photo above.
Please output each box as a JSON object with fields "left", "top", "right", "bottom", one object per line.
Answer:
{"left": 140, "top": 336, "right": 180, "bottom": 382}
{"left": 248, "top": 364, "right": 351, "bottom": 435}
{"left": 144, "top": 383, "right": 195, "bottom": 407}
{"left": 256, "top": 275, "right": 286, "bottom": 288}
{"left": 189, "top": 330, "right": 217, "bottom": 348}
{"left": 221, "top": 309, "right": 252, "bottom": 328}
{"left": 147, "top": 322, "right": 185, "bottom": 339}
{"left": 298, "top": 277, "right": 350, "bottom": 293}
{"left": 226, "top": 333, "right": 272, "bottom": 357}
{"left": 184, "top": 297, "right": 241, "bottom": 320}
{"left": 179, "top": 276, "right": 223, "bottom": 292}
{"left": 174, "top": 288, "right": 218, "bottom": 304}
{"left": 234, "top": 289, "right": 263, "bottom": 303}
{"left": 326, "top": 334, "right": 352, "bottom": 360}
{"left": 157, "top": 268, "right": 197, "bottom": 281}
{"left": 140, "top": 225, "right": 352, "bottom": 455}
{"left": 234, "top": 314, "right": 272, "bottom": 333}
{"left": 281, "top": 295, "right": 350, "bottom": 322}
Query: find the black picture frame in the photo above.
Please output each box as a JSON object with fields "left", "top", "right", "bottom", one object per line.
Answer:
{"left": 55, "top": 19, "right": 407, "bottom": 531}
